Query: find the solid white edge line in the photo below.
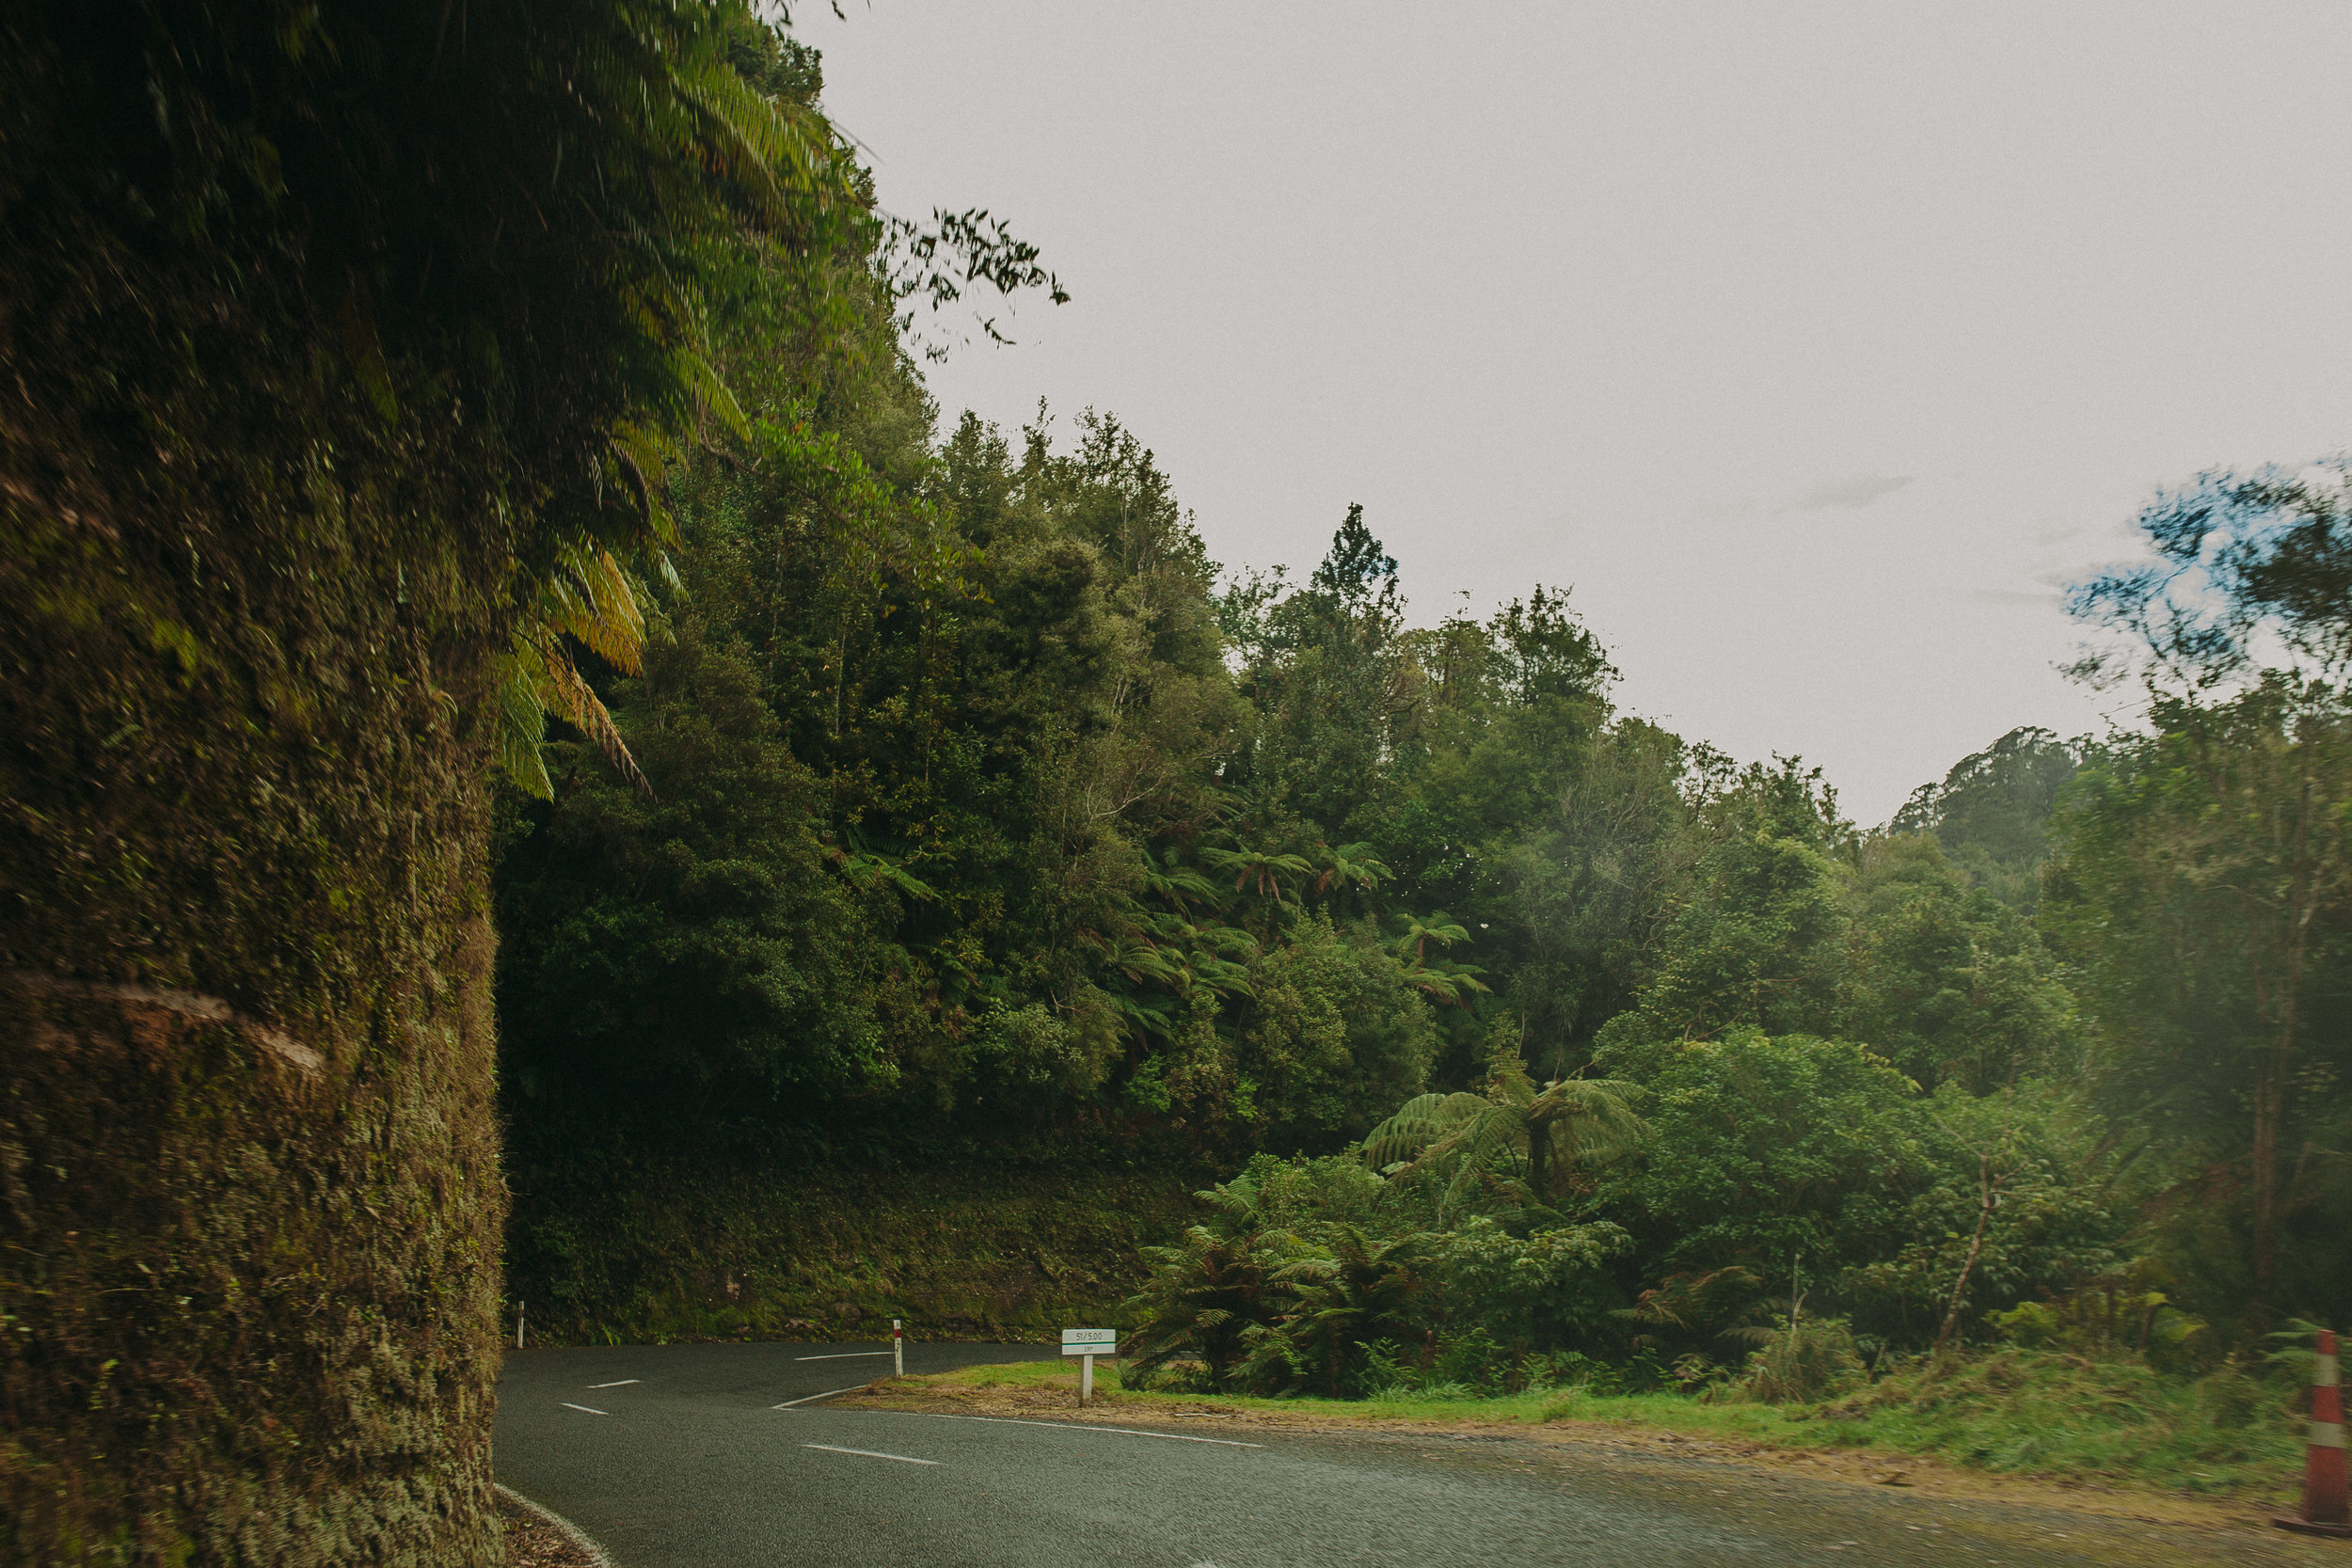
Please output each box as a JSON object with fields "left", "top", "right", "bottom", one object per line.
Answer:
{"left": 495, "top": 1483, "right": 616, "bottom": 1568}
{"left": 904, "top": 1411, "right": 1263, "bottom": 1448}
{"left": 794, "top": 1351, "right": 894, "bottom": 1360}
{"left": 586, "top": 1379, "right": 642, "bottom": 1388}
{"left": 559, "top": 1402, "right": 609, "bottom": 1416}
{"left": 771, "top": 1385, "right": 872, "bottom": 1408}
{"left": 803, "top": 1443, "right": 940, "bottom": 1465}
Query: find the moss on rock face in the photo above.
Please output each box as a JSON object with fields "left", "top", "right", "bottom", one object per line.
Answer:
{"left": 0, "top": 67, "right": 516, "bottom": 1568}
{"left": 507, "top": 1163, "right": 1202, "bottom": 1347}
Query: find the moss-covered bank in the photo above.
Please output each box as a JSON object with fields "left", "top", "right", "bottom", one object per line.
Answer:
{"left": 507, "top": 1163, "right": 1204, "bottom": 1345}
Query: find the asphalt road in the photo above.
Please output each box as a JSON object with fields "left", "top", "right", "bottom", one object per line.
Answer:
{"left": 495, "top": 1343, "right": 2342, "bottom": 1568}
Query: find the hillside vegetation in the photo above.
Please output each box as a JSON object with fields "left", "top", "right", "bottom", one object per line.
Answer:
{"left": 494, "top": 39, "right": 2352, "bottom": 1444}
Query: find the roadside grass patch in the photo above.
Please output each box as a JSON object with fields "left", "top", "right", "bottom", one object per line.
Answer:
{"left": 1806, "top": 1349, "right": 2304, "bottom": 1497}
{"left": 879, "top": 1349, "right": 2306, "bottom": 1502}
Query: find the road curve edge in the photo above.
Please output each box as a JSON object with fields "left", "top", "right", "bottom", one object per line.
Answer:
{"left": 495, "top": 1481, "right": 617, "bottom": 1567}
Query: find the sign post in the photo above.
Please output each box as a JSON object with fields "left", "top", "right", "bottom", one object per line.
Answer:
{"left": 1061, "top": 1327, "right": 1117, "bottom": 1406}
{"left": 893, "top": 1318, "right": 903, "bottom": 1379}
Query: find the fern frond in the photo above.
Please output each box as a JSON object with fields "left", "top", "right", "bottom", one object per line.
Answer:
{"left": 530, "top": 630, "right": 649, "bottom": 797}
{"left": 1359, "top": 1090, "right": 1484, "bottom": 1170}
{"left": 540, "top": 543, "right": 648, "bottom": 674}
{"left": 489, "top": 648, "right": 554, "bottom": 801}
{"left": 1529, "top": 1076, "right": 1651, "bottom": 1166}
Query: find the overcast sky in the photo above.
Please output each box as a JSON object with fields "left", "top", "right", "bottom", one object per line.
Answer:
{"left": 802, "top": 1, "right": 2352, "bottom": 824}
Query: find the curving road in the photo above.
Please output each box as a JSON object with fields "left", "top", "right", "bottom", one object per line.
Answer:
{"left": 495, "top": 1343, "right": 2337, "bottom": 1568}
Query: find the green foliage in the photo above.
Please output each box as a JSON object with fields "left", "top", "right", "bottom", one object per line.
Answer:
{"left": 1892, "top": 727, "right": 2083, "bottom": 911}
{"left": 1595, "top": 760, "right": 1851, "bottom": 1045}
{"left": 495, "top": 618, "right": 886, "bottom": 1141}
{"left": 1841, "top": 1084, "right": 2131, "bottom": 1347}
{"left": 2042, "top": 679, "right": 2352, "bottom": 1328}
{"left": 1590, "top": 1030, "right": 1929, "bottom": 1277}
{"left": 1986, "top": 1260, "right": 2213, "bottom": 1374}
{"left": 1738, "top": 1317, "right": 1867, "bottom": 1403}
{"left": 501, "top": 397, "right": 1454, "bottom": 1157}
{"left": 1811, "top": 1348, "right": 2307, "bottom": 1492}
{"left": 1360, "top": 1031, "right": 1646, "bottom": 1218}
{"left": 1492, "top": 719, "right": 1692, "bottom": 1074}
{"left": 1235, "top": 916, "right": 1440, "bottom": 1149}
{"left": 1839, "top": 834, "right": 2078, "bottom": 1093}
{"left": 1120, "top": 1147, "right": 1630, "bottom": 1398}
{"left": 1121, "top": 1165, "right": 1311, "bottom": 1389}
{"left": 1247, "top": 1226, "right": 1442, "bottom": 1397}
{"left": 1430, "top": 1215, "right": 1632, "bottom": 1355}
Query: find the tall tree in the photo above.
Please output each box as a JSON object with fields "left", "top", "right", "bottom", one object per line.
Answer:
{"left": 2053, "top": 460, "right": 2352, "bottom": 1327}
{"left": 1891, "top": 727, "right": 2083, "bottom": 911}
{"left": 2044, "top": 682, "right": 2352, "bottom": 1319}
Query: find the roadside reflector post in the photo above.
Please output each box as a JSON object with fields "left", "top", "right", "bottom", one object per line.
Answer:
{"left": 1061, "top": 1326, "right": 1116, "bottom": 1407}
{"left": 893, "top": 1318, "right": 903, "bottom": 1379}
{"left": 516, "top": 1301, "right": 525, "bottom": 1351}
{"left": 2277, "top": 1327, "right": 2352, "bottom": 1538}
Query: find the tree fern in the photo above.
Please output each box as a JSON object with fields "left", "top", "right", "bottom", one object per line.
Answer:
{"left": 1360, "top": 1091, "right": 1489, "bottom": 1172}
{"left": 1361, "top": 1025, "right": 1649, "bottom": 1217}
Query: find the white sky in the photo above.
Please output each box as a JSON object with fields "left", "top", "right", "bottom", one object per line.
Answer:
{"left": 802, "top": 1, "right": 2352, "bottom": 823}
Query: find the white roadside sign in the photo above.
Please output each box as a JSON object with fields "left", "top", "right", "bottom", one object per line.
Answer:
{"left": 1061, "top": 1327, "right": 1117, "bottom": 1406}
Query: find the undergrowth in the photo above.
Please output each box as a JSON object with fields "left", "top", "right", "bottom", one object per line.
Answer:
{"left": 1805, "top": 1348, "right": 2304, "bottom": 1497}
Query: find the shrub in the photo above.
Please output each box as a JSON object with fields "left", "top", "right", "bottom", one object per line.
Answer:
{"left": 1740, "top": 1317, "right": 1867, "bottom": 1403}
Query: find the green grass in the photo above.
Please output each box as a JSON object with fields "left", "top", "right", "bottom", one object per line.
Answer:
{"left": 917, "top": 1350, "right": 2309, "bottom": 1503}
{"left": 1805, "top": 1349, "right": 2305, "bottom": 1499}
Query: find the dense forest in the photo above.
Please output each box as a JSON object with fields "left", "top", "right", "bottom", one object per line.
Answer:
{"left": 492, "top": 33, "right": 2352, "bottom": 1401}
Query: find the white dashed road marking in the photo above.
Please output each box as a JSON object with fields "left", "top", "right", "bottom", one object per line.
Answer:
{"left": 804, "top": 1444, "right": 939, "bottom": 1465}
{"left": 771, "top": 1386, "right": 871, "bottom": 1408}
{"left": 795, "top": 1352, "right": 894, "bottom": 1360}
{"left": 907, "top": 1412, "right": 1263, "bottom": 1448}
{"left": 587, "top": 1379, "right": 641, "bottom": 1388}
{"left": 560, "top": 1403, "right": 609, "bottom": 1416}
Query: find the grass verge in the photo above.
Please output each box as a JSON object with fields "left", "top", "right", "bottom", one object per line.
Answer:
{"left": 847, "top": 1351, "right": 2310, "bottom": 1510}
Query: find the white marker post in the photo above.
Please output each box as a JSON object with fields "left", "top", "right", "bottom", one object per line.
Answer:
{"left": 1062, "top": 1327, "right": 1117, "bottom": 1406}
{"left": 893, "top": 1318, "right": 903, "bottom": 1379}
{"left": 516, "top": 1301, "right": 525, "bottom": 1350}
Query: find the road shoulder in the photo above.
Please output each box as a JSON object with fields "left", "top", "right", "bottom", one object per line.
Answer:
{"left": 496, "top": 1484, "right": 612, "bottom": 1568}
{"left": 838, "top": 1360, "right": 2324, "bottom": 1552}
